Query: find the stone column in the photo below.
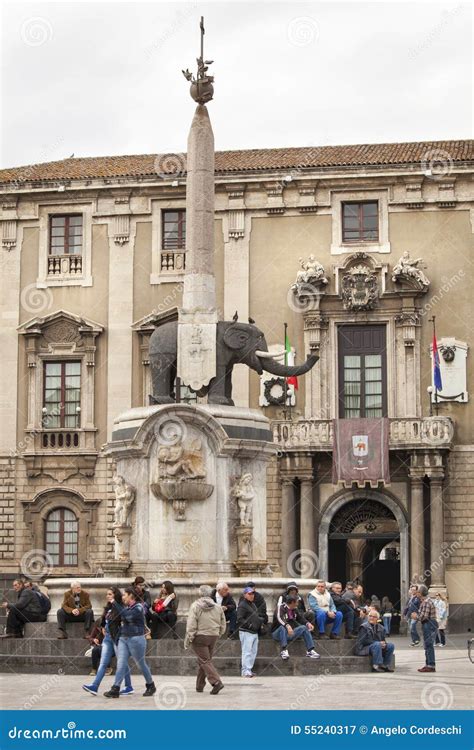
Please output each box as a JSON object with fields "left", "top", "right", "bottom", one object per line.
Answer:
{"left": 299, "top": 476, "right": 314, "bottom": 554}
{"left": 430, "top": 475, "right": 445, "bottom": 587}
{"left": 280, "top": 476, "right": 296, "bottom": 576}
{"left": 409, "top": 473, "right": 425, "bottom": 584}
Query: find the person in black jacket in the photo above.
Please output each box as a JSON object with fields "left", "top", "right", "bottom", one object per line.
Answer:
{"left": 211, "top": 582, "right": 237, "bottom": 635}
{"left": 330, "top": 582, "right": 357, "bottom": 638}
{"left": 236, "top": 587, "right": 263, "bottom": 677}
{"left": 1, "top": 579, "right": 46, "bottom": 638}
{"left": 271, "top": 596, "right": 320, "bottom": 660}
{"left": 149, "top": 580, "right": 178, "bottom": 639}
{"left": 276, "top": 582, "right": 315, "bottom": 626}
{"left": 355, "top": 610, "right": 395, "bottom": 672}
{"left": 244, "top": 582, "right": 268, "bottom": 629}
{"left": 131, "top": 576, "right": 151, "bottom": 614}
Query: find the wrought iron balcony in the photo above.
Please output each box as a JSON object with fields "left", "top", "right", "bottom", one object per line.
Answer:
{"left": 272, "top": 416, "right": 454, "bottom": 452}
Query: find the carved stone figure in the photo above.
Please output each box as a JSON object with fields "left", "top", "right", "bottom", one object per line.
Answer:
{"left": 341, "top": 265, "right": 379, "bottom": 310}
{"left": 113, "top": 525, "right": 133, "bottom": 562}
{"left": 157, "top": 439, "right": 206, "bottom": 480}
{"left": 295, "top": 255, "right": 328, "bottom": 286}
{"left": 236, "top": 526, "right": 252, "bottom": 559}
{"left": 112, "top": 475, "right": 136, "bottom": 526}
{"left": 231, "top": 473, "right": 254, "bottom": 526}
{"left": 149, "top": 320, "right": 318, "bottom": 406}
{"left": 392, "top": 251, "right": 430, "bottom": 290}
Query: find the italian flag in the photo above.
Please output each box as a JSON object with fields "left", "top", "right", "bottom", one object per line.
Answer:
{"left": 285, "top": 333, "right": 298, "bottom": 390}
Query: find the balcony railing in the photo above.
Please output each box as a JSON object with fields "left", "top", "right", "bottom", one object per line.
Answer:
{"left": 48, "top": 254, "right": 83, "bottom": 276}
{"left": 160, "top": 251, "right": 185, "bottom": 274}
{"left": 41, "top": 431, "right": 80, "bottom": 449}
{"left": 272, "top": 417, "right": 454, "bottom": 452}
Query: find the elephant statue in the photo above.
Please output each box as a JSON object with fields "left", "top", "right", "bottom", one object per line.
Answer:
{"left": 148, "top": 319, "right": 318, "bottom": 406}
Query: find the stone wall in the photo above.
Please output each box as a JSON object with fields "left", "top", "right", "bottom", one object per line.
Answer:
{"left": 0, "top": 456, "right": 15, "bottom": 566}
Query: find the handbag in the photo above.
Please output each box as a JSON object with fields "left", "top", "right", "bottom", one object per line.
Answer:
{"left": 84, "top": 646, "right": 93, "bottom": 657}
{"left": 144, "top": 625, "right": 152, "bottom": 640}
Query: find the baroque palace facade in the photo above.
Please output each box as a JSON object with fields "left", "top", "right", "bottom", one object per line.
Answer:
{"left": 0, "top": 140, "right": 473, "bottom": 629}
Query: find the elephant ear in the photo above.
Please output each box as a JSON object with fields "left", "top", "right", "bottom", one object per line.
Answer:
{"left": 223, "top": 323, "right": 252, "bottom": 351}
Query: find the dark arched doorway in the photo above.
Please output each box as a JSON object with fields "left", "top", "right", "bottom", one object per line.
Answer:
{"left": 327, "top": 498, "right": 401, "bottom": 610}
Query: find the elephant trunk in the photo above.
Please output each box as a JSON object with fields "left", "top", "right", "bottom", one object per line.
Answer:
{"left": 258, "top": 353, "right": 319, "bottom": 377}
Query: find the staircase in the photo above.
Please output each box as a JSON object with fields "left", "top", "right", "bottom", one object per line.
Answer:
{"left": 0, "top": 621, "right": 377, "bottom": 676}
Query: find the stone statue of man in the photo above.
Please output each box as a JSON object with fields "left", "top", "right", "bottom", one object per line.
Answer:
{"left": 231, "top": 473, "right": 254, "bottom": 526}
{"left": 113, "top": 474, "right": 135, "bottom": 527}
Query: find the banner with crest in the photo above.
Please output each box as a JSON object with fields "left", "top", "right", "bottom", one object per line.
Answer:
{"left": 332, "top": 418, "right": 390, "bottom": 487}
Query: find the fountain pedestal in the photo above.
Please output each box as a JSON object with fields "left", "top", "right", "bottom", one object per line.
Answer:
{"left": 103, "top": 403, "right": 276, "bottom": 578}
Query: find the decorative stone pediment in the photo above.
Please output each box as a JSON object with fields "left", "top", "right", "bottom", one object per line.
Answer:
{"left": 19, "top": 310, "right": 103, "bottom": 362}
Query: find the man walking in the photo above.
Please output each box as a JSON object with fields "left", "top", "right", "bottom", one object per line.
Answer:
{"left": 413, "top": 585, "right": 438, "bottom": 673}
{"left": 185, "top": 584, "right": 227, "bottom": 695}
{"left": 236, "top": 586, "right": 263, "bottom": 677}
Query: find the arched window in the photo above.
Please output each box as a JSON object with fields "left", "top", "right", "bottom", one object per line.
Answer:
{"left": 45, "top": 508, "right": 78, "bottom": 566}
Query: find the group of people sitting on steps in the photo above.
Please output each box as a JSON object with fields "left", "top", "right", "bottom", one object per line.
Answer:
{"left": 1, "top": 575, "right": 445, "bottom": 695}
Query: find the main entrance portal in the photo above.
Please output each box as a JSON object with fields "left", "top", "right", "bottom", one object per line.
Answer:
{"left": 327, "top": 498, "right": 401, "bottom": 609}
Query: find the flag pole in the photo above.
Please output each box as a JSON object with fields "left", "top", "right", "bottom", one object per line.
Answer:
{"left": 429, "top": 315, "right": 439, "bottom": 416}
{"left": 284, "top": 322, "right": 289, "bottom": 419}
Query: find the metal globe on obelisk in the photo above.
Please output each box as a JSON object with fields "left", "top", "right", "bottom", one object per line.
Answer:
{"left": 177, "top": 17, "right": 218, "bottom": 393}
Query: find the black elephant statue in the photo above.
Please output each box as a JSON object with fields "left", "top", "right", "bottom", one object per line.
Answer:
{"left": 149, "top": 319, "right": 318, "bottom": 406}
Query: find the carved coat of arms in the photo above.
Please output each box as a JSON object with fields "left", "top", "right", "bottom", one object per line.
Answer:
{"left": 341, "top": 265, "right": 378, "bottom": 311}
{"left": 177, "top": 321, "right": 217, "bottom": 391}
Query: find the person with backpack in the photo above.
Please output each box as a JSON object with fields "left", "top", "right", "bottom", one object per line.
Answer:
{"left": 23, "top": 579, "right": 52, "bottom": 618}
{"left": 0, "top": 579, "right": 47, "bottom": 637}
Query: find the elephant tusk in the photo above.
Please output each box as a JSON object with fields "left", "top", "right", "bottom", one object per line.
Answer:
{"left": 255, "top": 348, "right": 286, "bottom": 359}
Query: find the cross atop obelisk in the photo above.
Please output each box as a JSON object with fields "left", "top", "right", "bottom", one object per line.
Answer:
{"left": 177, "top": 17, "right": 218, "bottom": 393}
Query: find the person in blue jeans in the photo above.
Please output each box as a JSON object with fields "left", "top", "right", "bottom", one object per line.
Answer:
{"left": 308, "top": 581, "right": 343, "bottom": 639}
{"left": 271, "top": 596, "right": 320, "bottom": 660}
{"left": 104, "top": 587, "right": 156, "bottom": 698}
{"left": 403, "top": 585, "right": 421, "bottom": 645}
{"left": 356, "top": 610, "right": 395, "bottom": 672}
{"left": 82, "top": 587, "right": 133, "bottom": 697}
{"left": 413, "top": 585, "right": 438, "bottom": 673}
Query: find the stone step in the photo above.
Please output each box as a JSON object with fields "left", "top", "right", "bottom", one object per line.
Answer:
{"left": 0, "top": 653, "right": 373, "bottom": 676}
{"left": 0, "top": 635, "right": 356, "bottom": 657}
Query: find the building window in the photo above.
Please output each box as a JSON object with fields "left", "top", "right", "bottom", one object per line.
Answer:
{"left": 48, "top": 215, "right": 83, "bottom": 276}
{"left": 45, "top": 508, "right": 78, "bottom": 566}
{"left": 162, "top": 210, "right": 186, "bottom": 250}
{"left": 342, "top": 201, "right": 378, "bottom": 243}
{"left": 43, "top": 361, "right": 81, "bottom": 428}
{"left": 338, "top": 325, "right": 387, "bottom": 418}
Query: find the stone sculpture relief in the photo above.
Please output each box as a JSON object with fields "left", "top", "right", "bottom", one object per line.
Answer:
{"left": 157, "top": 440, "right": 206, "bottom": 479}
{"left": 230, "top": 473, "right": 254, "bottom": 526}
{"left": 341, "top": 264, "right": 379, "bottom": 310}
{"left": 291, "top": 254, "right": 328, "bottom": 295}
{"left": 392, "top": 251, "right": 430, "bottom": 290}
{"left": 112, "top": 474, "right": 136, "bottom": 562}
{"left": 113, "top": 474, "right": 136, "bottom": 526}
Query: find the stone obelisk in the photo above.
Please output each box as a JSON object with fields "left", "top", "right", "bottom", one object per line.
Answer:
{"left": 177, "top": 18, "right": 218, "bottom": 392}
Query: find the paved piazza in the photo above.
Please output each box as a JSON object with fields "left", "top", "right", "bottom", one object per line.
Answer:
{"left": 1, "top": 636, "right": 472, "bottom": 711}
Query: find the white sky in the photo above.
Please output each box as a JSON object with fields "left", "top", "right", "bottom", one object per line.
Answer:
{"left": 0, "top": 1, "right": 472, "bottom": 168}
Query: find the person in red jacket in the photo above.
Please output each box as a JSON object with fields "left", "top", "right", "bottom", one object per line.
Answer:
{"left": 148, "top": 581, "right": 178, "bottom": 639}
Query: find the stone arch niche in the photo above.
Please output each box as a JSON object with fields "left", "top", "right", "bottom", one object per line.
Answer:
{"left": 318, "top": 488, "right": 409, "bottom": 597}
{"left": 23, "top": 488, "right": 98, "bottom": 576}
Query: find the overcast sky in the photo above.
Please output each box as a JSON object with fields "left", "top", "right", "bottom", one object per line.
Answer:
{"left": 1, "top": 1, "right": 472, "bottom": 169}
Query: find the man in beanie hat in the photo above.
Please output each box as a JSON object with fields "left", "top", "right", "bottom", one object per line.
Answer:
{"left": 271, "top": 595, "right": 319, "bottom": 661}
{"left": 277, "top": 582, "right": 315, "bottom": 625}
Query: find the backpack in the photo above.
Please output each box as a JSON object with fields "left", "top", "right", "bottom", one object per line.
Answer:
{"left": 35, "top": 590, "right": 51, "bottom": 615}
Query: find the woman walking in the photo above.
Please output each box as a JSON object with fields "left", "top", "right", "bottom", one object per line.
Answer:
{"left": 434, "top": 592, "right": 448, "bottom": 647}
{"left": 380, "top": 596, "right": 394, "bottom": 636}
{"left": 82, "top": 587, "right": 133, "bottom": 696}
{"left": 104, "top": 587, "right": 155, "bottom": 698}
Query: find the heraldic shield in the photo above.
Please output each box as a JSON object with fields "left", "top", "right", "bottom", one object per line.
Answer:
{"left": 177, "top": 318, "right": 217, "bottom": 392}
